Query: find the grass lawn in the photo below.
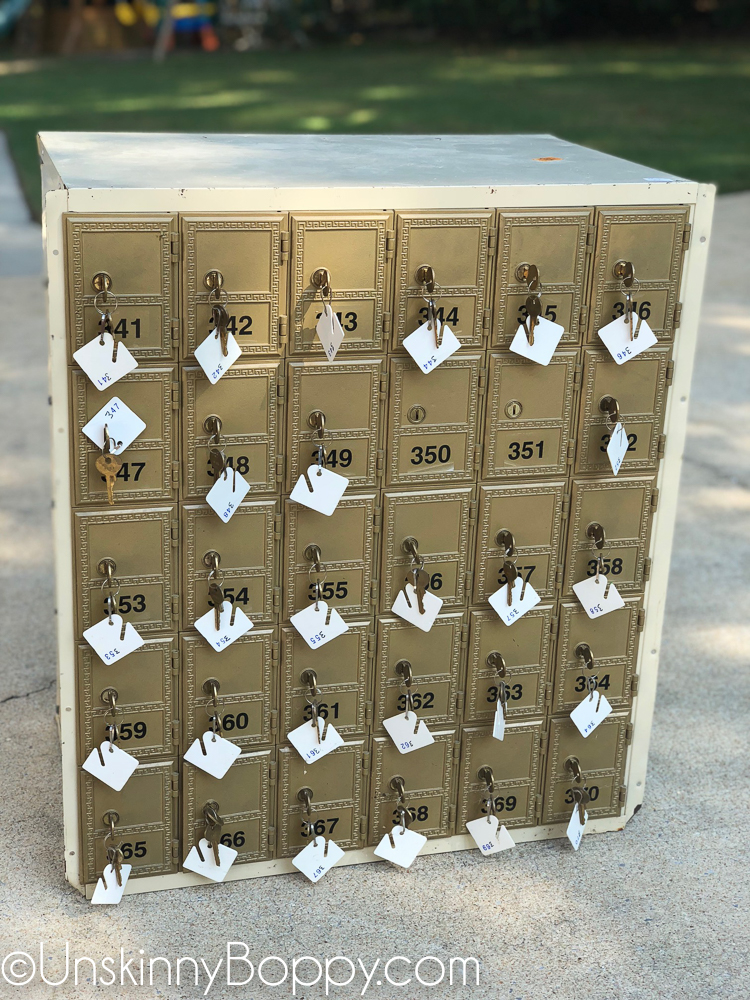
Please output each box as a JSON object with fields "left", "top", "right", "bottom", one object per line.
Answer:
{"left": 1, "top": 42, "right": 749, "bottom": 215}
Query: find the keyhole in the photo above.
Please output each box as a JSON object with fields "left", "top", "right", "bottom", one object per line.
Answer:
{"left": 505, "top": 400, "right": 523, "bottom": 419}
{"left": 407, "top": 405, "right": 426, "bottom": 424}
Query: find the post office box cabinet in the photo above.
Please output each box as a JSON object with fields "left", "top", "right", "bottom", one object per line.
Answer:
{"left": 280, "top": 620, "right": 373, "bottom": 738}
{"left": 71, "top": 366, "right": 178, "bottom": 506}
{"left": 564, "top": 476, "right": 656, "bottom": 595}
{"left": 181, "top": 629, "right": 277, "bottom": 753}
{"left": 286, "top": 358, "right": 385, "bottom": 491}
{"left": 181, "top": 214, "right": 289, "bottom": 357}
{"left": 183, "top": 749, "right": 274, "bottom": 865}
{"left": 290, "top": 212, "right": 393, "bottom": 355}
{"left": 554, "top": 598, "right": 643, "bottom": 714}
{"left": 588, "top": 207, "right": 690, "bottom": 344}
{"left": 386, "top": 355, "right": 483, "bottom": 486}
{"left": 381, "top": 487, "right": 473, "bottom": 613}
{"left": 542, "top": 713, "right": 630, "bottom": 824}
{"left": 80, "top": 759, "right": 177, "bottom": 884}
{"left": 77, "top": 636, "right": 177, "bottom": 763}
{"left": 370, "top": 731, "right": 456, "bottom": 843}
{"left": 277, "top": 739, "right": 366, "bottom": 856}
{"left": 393, "top": 211, "right": 494, "bottom": 349}
{"left": 457, "top": 721, "right": 544, "bottom": 831}
{"left": 482, "top": 351, "right": 578, "bottom": 480}
{"left": 74, "top": 506, "right": 177, "bottom": 635}
{"left": 183, "top": 499, "right": 280, "bottom": 628}
{"left": 182, "top": 362, "right": 283, "bottom": 500}
{"left": 474, "top": 482, "right": 566, "bottom": 605}
{"left": 374, "top": 613, "right": 466, "bottom": 731}
{"left": 284, "top": 493, "right": 377, "bottom": 620}
{"left": 465, "top": 607, "right": 553, "bottom": 724}
{"left": 492, "top": 209, "right": 593, "bottom": 348}
{"left": 66, "top": 214, "right": 178, "bottom": 363}
{"left": 576, "top": 347, "right": 672, "bottom": 475}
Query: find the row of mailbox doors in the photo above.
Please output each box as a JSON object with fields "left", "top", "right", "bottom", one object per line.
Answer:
{"left": 65, "top": 207, "right": 689, "bottom": 360}
{"left": 72, "top": 476, "right": 658, "bottom": 632}
{"left": 76, "top": 599, "right": 644, "bottom": 763}
{"left": 79, "top": 713, "right": 633, "bottom": 885}
{"left": 70, "top": 348, "right": 673, "bottom": 506}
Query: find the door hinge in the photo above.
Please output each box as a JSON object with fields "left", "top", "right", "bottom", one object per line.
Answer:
{"left": 171, "top": 648, "right": 179, "bottom": 675}
{"left": 379, "top": 371, "right": 389, "bottom": 395}
{"left": 630, "top": 674, "right": 640, "bottom": 696}
{"left": 562, "top": 493, "right": 571, "bottom": 519}
{"left": 585, "top": 223, "right": 596, "bottom": 253}
{"left": 477, "top": 368, "right": 487, "bottom": 395}
{"left": 625, "top": 722, "right": 634, "bottom": 744}
{"left": 280, "top": 231, "right": 290, "bottom": 262}
{"left": 274, "top": 513, "right": 282, "bottom": 540}
{"left": 171, "top": 594, "right": 180, "bottom": 618}
{"left": 448, "top": 803, "right": 457, "bottom": 824}
{"left": 171, "top": 771, "right": 180, "bottom": 795}
{"left": 579, "top": 305, "right": 589, "bottom": 336}
{"left": 544, "top": 681, "right": 553, "bottom": 705}
{"left": 534, "top": 793, "right": 543, "bottom": 822}
{"left": 453, "top": 740, "right": 461, "bottom": 760}
{"left": 539, "top": 728, "right": 549, "bottom": 754}
{"left": 573, "top": 361, "right": 583, "bottom": 388}
{"left": 276, "top": 375, "right": 286, "bottom": 402}
{"left": 271, "top": 639, "right": 279, "bottom": 665}
{"left": 362, "top": 750, "right": 371, "bottom": 773}
{"left": 367, "top": 632, "right": 377, "bottom": 658}
{"left": 673, "top": 302, "right": 683, "bottom": 329}
{"left": 278, "top": 315, "right": 288, "bottom": 344}
{"left": 386, "top": 230, "right": 396, "bottom": 258}
{"left": 460, "top": 623, "right": 470, "bottom": 646}
{"left": 482, "top": 309, "right": 492, "bottom": 336}
{"left": 268, "top": 826, "right": 277, "bottom": 848}
{"left": 273, "top": 587, "right": 281, "bottom": 613}
{"left": 651, "top": 488, "right": 659, "bottom": 512}
{"left": 657, "top": 434, "right": 666, "bottom": 460}
{"left": 643, "top": 557, "right": 652, "bottom": 581}
{"left": 682, "top": 224, "right": 692, "bottom": 251}
{"left": 359, "top": 815, "right": 369, "bottom": 838}
{"left": 618, "top": 785, "right": 628, "bottom": 805}
{"left": 171, "top": 384, "right": 180, "bottom": 409}
{"left": 469, "top": 498, "right": 479, "bottom": 525}
{"left": 555, "top": 564, "right": 564, "bottom": 590}
{"left": 275, "top": 454, "right": 285, "bottom": 482}
{"left": 456, "top": 690, "right": 465, "bottom": 714}
{"left": 487, "top": 226, "right": 498, "bottom": 257}
{"left": 171, "top": 719, "right": 180, "bottom": 745}
{"left": 382, "top": 312, "right": 392, "bottom": 335}
{"left": 365, "top": 701, "right": 373, "bottom": 725}
{"left": 464, "top": 570, "right": 473, "bottom": 594}
{"left": 473, "top": 442, "right": 483, "bottom": 472}
{"left": 170, "top": 520, "right": 179, "bottom": 545}
{"left": 170, "top": 232, "right": 180, "bottom": 262}
{"left": 172, "top": 461, "right": 180, "bottom": 485}
{"left": 370, "top": 579, "right": 379, "bottom": 603}
{"left": 171, "top": 317, "right": 180, "bottom": 342}
{"left": 373, "top": 507, "right": 382, "bottom": 533}
{"left": 269, "top": 709, "right": 278, "bottom": 735}
{"left": 550, "top": 615, "right": 559, "bottom": 637}
{"left": 665, "top": 359, "right": 675, "bottom": 385}
{"left": 172, "top": 838, "right": 180, "bottom": 863}
{"left": 269, "top": 760, "right": 277, "bottom": 784}
{"left": 567, "top": 439, "right": 576, "bottom": 464}
{"left": 376, "top": 449, "right": 385, "bottom": 479}
{"left": 637, "top": 607, "right": 646, "bottom": 631}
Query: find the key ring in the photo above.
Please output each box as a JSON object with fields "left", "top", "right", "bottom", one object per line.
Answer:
{"left": 94, "top": 291, "right": 119, "bottom": 317}
{"left": 395, "top": 660, "right": 417, "bottom": 718}
{"left": 308, "top": 564, "right": 327, "bottom": 611}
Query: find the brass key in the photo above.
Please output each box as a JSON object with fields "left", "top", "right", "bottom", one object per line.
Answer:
{"left": 523, "top": 294, "right": 542, "bottom": 345}
{"left": 501, "top": 559, "right": 518, "bottom": 606}
{"left": 212, "top": 304, "right": 230, "bottom": 357}
{"left": 413, "top": 567, "right": 429, "bottom": 615}
{"left": 96, "top": 452, "right": 122, "bottom": 505}
{"left": 208, "top": 580, "right": 225, "bottom": 630}
{"left": 202, "top": 803, "right": 223, "bottom": 867}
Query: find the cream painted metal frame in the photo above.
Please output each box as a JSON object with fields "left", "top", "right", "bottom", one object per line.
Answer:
{"left": 39, "top": 134, "right": 714, "bottom": 897}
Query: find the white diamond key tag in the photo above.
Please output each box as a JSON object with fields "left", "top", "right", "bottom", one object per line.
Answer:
{"left": 183, "top": 803, "right": 237, "bottom": 882}
{"left": 194, "top": 600, "right": 253, "bottom": 652}
{"left": 466, "top": 815, "right": 516, "bottom": 857}
{"left": 81, "top": 396, "right": 146, "bottom": 454}
{"left": 206, "top": 467, "right": 250, "bottom": 523}
{"left": 194, "top": 300, "right": 242, "bottom": 384}
{"left": 374, "top": 826, "right": 427, "bottom": 869}
{"left": 598, "top": 262, "right": 657, "bottom": 364}
{"left": 184, "top": 730, "right": 241, "bottom": 779}
{"left": 83, "top": 614, "right": 145, "bottom": 665}
{"left": 91, "top": 861, "right": 132, "bottom": 905}
{"left": 488, "top": 570, "right": 541, "bottom": 627}
{"left": 82, "top": 740, "right": 139, "bottom": 791}
{"left": 391, "top": 540, "right": 443, "bottom": 632}
{"left": 290, "top": 601, "right": 349, "bottom": 650}
{"left": 508, "top": 267, "right": 564, "bottom": 365}
{"left": 572, "top": 521, "right": 625, "bottom": 619}
{"left": 73, "top": 310, "right": 138, "bottom": 390}
{"left": 288, "top": 715, "right": 344, "bottom": 764}
{"left": 403, "top": 318, "right": 461, "bottom": 374}
{"left": 383, "top": 710, "right": 434, "bottom": 754}
{"left": 570, "top": 683, "right": 613, "bottom": 738}
{"left": 293, "top": 835, "right": 345, "bottom": 883}
{"left": 291, "top": 465, "right": 348, "bottom": 516}
{"left": 315, "top": 302, "right": 345, "bottom": 361}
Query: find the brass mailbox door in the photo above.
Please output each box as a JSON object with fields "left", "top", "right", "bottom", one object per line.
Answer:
{"left": 554, "top": 598, "right": 643, "bottom": 714}
{"left": 386, "top": 354, "right": 483, "bottom": 486}
{"left": 457, "top": 721, "right": 544, "bottom": 831}
{"left": 183, "top": 749, "right": 273, "bottom": 865}
{"left": 576, "top": 347, "right": 671, "bottom": 475}
{"left": 482, "top": 352, "right": 578, "bottom": 480}
{"left": 286, "top": 358, "right": 385, "bottom": 491}
{"left": 493, "top": 209, "right": 593, "bottom": 348}
{"left": 277, "top": 740, "right": 365, "bottom": 856}
{"left": 381, "top": 487, "right": 473, "bottom": 612}
{"left": 543, "top": 714, "right": 630, "bottom": 823}
{"left": 290, "top": 212, "right": 393, "bottom": 355}
{"left": 71, "top": 366, "right": 178, "bottom": 506}
{"left": 66, "top": 214, "right": 177, "bottom": 363}
{"left": 183, "top": 499, "right": 279, "bottom": 628}
{"left": 284, "top": 493, "right": 377, "bottom": 620}
{"left": 74, "top": 506, "right": 177, "bottom": 635}
{"left": 374, "top": 613, "right": 466, "bottom": 731}
{"left": 181, "top": 629, "right": 277, "bottom": 753}
{"left": 393, "top": 211, "right": 494, "bottom": 349}
{"left": 474, "top": 482, "right": 566, "bottom": 604}
{"left": 370, "top": 731, "right": 456, "bottom": 843}
{"left": 588, "top": 207, "right": 690, "bottom": 343}
{"left": 280, "top": 621, "right": 373, "bottom": 738}
{"left": 182, "top": 362, "right": 282, "bottom": 500}
{"left": 181, "top": 214, "right": 288, "bottom": 357}
{"left": 81, "top": 759, "right": 176, "bottom": 884}
{"left": 77, "top": 636, "right": 176, "bottom": 763}
{"left": 565, "top": 476, "right": 656, "bottom": 595}
{"left": 465, "top": 607, "right": 553, "bottom": 724}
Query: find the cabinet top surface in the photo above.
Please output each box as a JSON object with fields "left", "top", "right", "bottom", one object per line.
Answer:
{"left": 38, "top": 132, "right": 687, "bottom": 193}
